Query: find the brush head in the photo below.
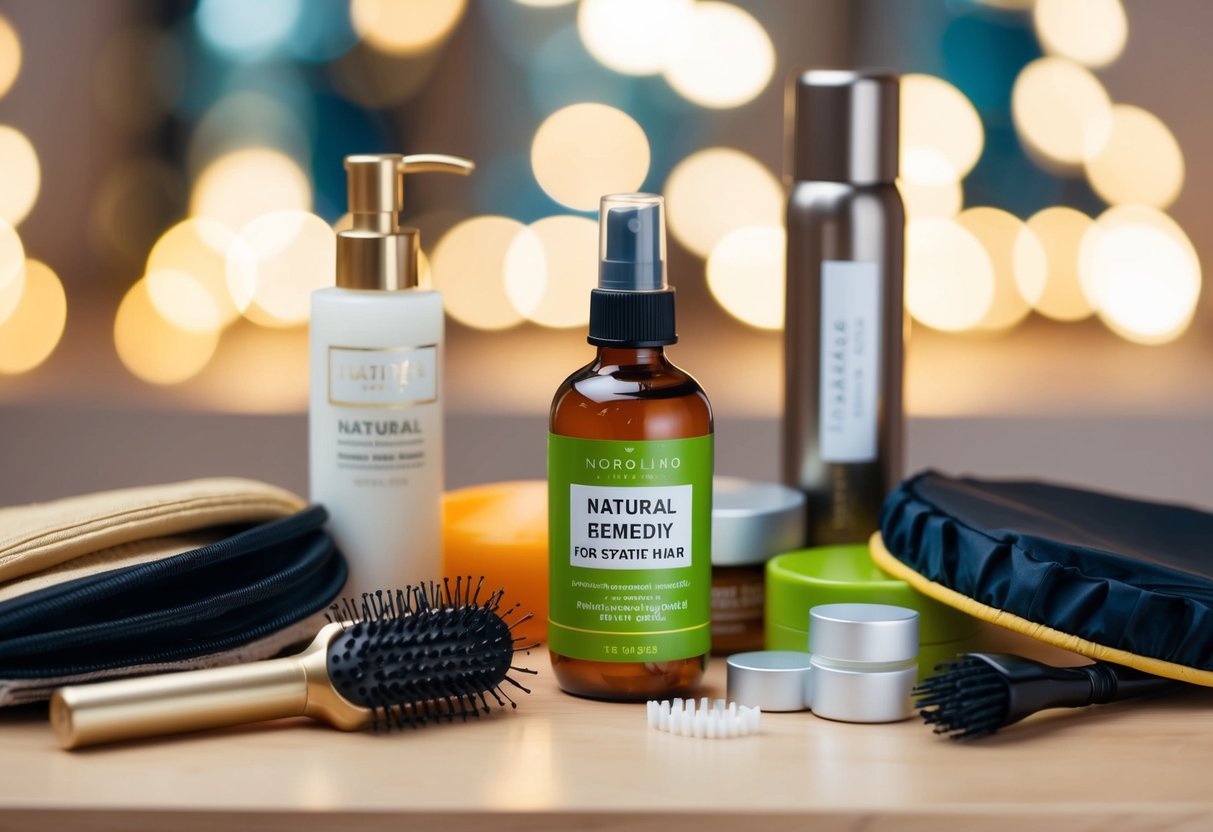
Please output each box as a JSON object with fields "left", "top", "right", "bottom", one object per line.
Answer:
{"left": 324, "top": 578, "right": 537, "bottom": 731}
{"left": 914, "top": 654, "right": 1013, "bottom": 739}
{"left": 916, "top": 652, "right": 1163, "bottom": 740}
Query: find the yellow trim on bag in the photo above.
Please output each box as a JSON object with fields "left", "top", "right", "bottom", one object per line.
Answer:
{"left": 869, "top": 532, "right": 1213, "bottom": 688}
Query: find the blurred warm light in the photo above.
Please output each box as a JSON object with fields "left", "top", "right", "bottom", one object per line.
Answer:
{"left": 196, "top": 0, "right": 301, "bottom": 60}
{"left": 706, "top": 226, "right": 784, "bottom": 330}
{"left": 0, "top": 14, "right": 21, "bottom": 99}
{"left": 190, "top": 148, "right": 312, "bottom": 232}
{"left": 148, "top": 219, "right": 243, "bottom": 329}
{"left": 0, "top": 126, "right": 40, "bottom": 226}
{"left": 351, "top": 0, "right": 466, "bottom": 56}
{"left": 504, "top": 215, "right": 598, "bottom": 328}
{"left": 0, "top": 260, "right": 65, "bottom": 375}
{"left": 1080, "top": 205, "right": 1201, "bottom": 345}
{"left": 516, "top": 0, "right": 576, "bottom": 6}
{"left": 188, "top": 92, "right": 310, "bottom": 179}
{"left": 146, "top": 270, "right": 223, "bottom": 334}
{"left": 906, "top": 218, "right": 995, "bottom": 332}
{"left": 182, "top": 324, "right": 310, "bottom": 413}
{"left": 956, "top": 208, "right": 1043, "bottom": 331}
{"left": 531, "top": 103, "right": 650, "bottom": 211}
{"left": 89, "top": 159, "right": 186, "bottom": 270}
{"left": 1034, "top": 0, "right": 1127, "bottom": 69}
{"left": 415, "top": 250, "right": 433, "bottom": 289}
{"left": 577, "top": 0, "right": 692, "bottom": 75}
{"left": 0, "top": 265, "right": 19, "bottom": 328}
{"left": 1012, "top": 57, "right": 1111, "bottom": 168}
{"left": 1019, "top": 207, "right": 1095, "bottom": 321}
{"left": 0, "top": 219, "right": 24, "bottom": 325}
{"left": 229, "top": 211, "right": 334, "bottom": 328}
{"left": 94, "top": 27, "right": 184, "bottom": 134}
{"left": 664, "top": 148, "right": 781, "bottom": 258}
{"left": 115, "top": 279, "right": 219, "bottom": 385}
{"left": 1083, "top": 105, "right": 1184, "bottom": 210}
{"left": 898, "top": 178, "right": 962, "bottom": 220}
{"left": 663, "top": 2, "right": 774, "bottom": 109}
{"left": 431, "top": 215, "right": 529, "bottom": 330}
{"left": 900, "top": 74, "right": 984, "bottom": 185}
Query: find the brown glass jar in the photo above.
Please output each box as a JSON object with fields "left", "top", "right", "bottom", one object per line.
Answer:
{"left": 710, "top": 478, "right": 806, "bottom": 655}
{"left": 710, "top": 565, "right": 767, "bottom": 654}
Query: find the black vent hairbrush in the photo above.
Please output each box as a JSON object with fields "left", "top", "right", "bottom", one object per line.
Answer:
{"left": 50, "top": 578, "right": 537, "bottom": 749}
{"left": 915, "top": 652, "right": 1181, "bottom": 740}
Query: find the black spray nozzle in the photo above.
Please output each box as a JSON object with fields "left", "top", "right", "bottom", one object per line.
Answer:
{"left": 598, "top": 198, "right": 666, "bottom": 292}
{"left": 588, "top": 194, "right": 676, "bottom": 347}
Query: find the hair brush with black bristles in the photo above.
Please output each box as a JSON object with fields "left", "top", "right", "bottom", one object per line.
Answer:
{"left": 914, "top": 652, "right": 1181, "bottom": 740}
{"left": 50, "top": 577, "right": 537, "bottom": 749}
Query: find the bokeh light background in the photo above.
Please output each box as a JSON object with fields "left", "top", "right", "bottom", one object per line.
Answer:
{"left": 0, "top": 0, "right": 1209, "bottom": 424}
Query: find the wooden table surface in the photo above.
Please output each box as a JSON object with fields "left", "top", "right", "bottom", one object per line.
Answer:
{"left": 2, "top": 632, "right": 1212, "bottom": 832}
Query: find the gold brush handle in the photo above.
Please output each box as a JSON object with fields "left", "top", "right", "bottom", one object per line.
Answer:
{"left": 50, "top": 656, "right": 310, "bottom": 750}
{"left": 50, "top": 624, "right": 369, "bottom": 750}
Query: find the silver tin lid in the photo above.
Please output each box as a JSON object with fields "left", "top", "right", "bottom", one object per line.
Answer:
{"left": 726, "top": 651, "right": 813, "bottom": 712}
{"left": 809, "top": 603, "right": 919, "bottom": 663}
{"left": 809, "top": 660, "right": 916, "bottom": 723}
{"left": 712, "top": 478, "right": 806, "bottom": 566}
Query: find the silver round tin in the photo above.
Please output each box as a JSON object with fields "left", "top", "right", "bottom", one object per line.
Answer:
{"left": 711, "top": 478, "right": 806, "bottom": 566}
{"left": 808, "top": 658, "right": 917, "bottom": 723}
{"left": 726, "top": 650, "right": 813, "bottom": 712}
{"left": 808, "top": 603, "right": 919, "bottom": 723}
{"left": 809, "top": 603, "right": 919, "bottom": 663}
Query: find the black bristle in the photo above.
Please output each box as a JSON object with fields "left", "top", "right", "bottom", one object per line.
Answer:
{"left": 326, "top": 581, "right": 530, "bottom": 732}
{"left": 496, "top": 684, "right": 517, "bottom": 708}
{"left": 913, "top": 657, "right": 1012, "bottom": 740}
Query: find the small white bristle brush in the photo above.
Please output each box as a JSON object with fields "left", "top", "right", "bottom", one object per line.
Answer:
{"left": 647, "top": 697, "right": 761, "bottom": 738}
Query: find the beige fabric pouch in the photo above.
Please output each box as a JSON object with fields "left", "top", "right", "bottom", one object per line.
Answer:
{"left": 0, "top": 479, "right": 346, "bottom": 705}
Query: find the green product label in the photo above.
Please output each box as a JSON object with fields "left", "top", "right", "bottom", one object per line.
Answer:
{"left": 548, "top": 433, "right": 713, "bottom": 662}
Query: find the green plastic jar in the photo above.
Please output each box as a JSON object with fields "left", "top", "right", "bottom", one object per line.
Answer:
{"left": 765, "top": 545, "right": 980, "bottom": 678}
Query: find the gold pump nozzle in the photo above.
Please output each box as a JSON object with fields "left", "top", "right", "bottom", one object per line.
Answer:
{"left": 399, "top": 154, "right": 476, "bottom": 176}
{"left": 337, "top": 153, "right": 474, "bottom": 291}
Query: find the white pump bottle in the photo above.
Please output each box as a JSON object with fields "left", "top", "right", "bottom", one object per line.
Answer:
{"left": 309, "top": 153, "right": 473, "bottom": 593}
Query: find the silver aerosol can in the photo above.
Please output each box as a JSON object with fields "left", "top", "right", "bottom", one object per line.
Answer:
{"left": 783, "top": 69, "right": 905, "bottom": 545}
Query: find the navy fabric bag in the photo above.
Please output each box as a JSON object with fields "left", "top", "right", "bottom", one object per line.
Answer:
{"left": 0, "top": 505, "right": 346, "bottom": 701}
{"left": 880, "top": 471, "right": 1213, "bottom": 674}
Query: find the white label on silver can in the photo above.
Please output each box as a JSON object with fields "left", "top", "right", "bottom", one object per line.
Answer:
{"left": 818, "top": 261, "right": 881, "bottom": 463}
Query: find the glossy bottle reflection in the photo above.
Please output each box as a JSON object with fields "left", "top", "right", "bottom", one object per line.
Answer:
{"left": 550, "top": 346, "right": 711, "bottom": 700}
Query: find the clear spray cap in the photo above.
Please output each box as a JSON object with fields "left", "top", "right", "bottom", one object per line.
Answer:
{"left": 598, "top": 193, "right": 667, "bottom": 292}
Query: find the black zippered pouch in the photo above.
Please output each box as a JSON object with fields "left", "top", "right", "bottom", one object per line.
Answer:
{"left": 0, "top": 480, "right": 347, "bottom": 704}
{"left": 0, "top": 506, "right": 345, "bottom": 679}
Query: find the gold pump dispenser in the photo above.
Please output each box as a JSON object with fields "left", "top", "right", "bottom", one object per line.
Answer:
{"left": 337, "top": 153, "right": 474, "bottom": 291}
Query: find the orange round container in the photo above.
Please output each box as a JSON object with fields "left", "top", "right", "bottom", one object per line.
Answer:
{"left": 442, "top": 481, "right": 548, "bottom": 644}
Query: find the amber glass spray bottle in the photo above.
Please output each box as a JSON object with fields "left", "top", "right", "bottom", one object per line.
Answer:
{"left": 548, "top": 193, "right": 712, "bottom": 700}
